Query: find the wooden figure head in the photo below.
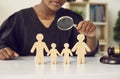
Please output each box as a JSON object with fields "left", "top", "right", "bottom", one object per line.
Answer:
{"left": 51, "top": 43, "right": 56, "bottom": 49}
{"left": 77, "top": 34, "right": 85, "bottom": 42}
{"left": 36, "top": 33, "right": 44, "bottom": 41}
{"left": 64, "top": 43, "right": 69, "bottom": 48}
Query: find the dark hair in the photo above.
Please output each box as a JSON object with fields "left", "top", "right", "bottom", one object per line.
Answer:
{"left": 67, "top": 0, "right": 76, "bottom": 2}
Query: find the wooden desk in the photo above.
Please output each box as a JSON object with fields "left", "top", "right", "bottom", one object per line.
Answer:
{"left": 0, "top": 56, "right": 120, "bottom": 79}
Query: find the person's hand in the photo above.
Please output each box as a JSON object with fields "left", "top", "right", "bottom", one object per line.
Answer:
{"left": 76, "top": 21, "right": 96, "bottom": 38}
{"left": 0, "top": 47, "right": 19, "bottom": 60}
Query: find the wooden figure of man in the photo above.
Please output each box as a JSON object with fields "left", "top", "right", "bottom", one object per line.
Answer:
{"left": 61, "top": 43, "right": 73, "bottom": 64}
{"left": 31, "top": 33, "right": 49, "bottom": 64}
{"left": 72, "top": 34, "right": 91, "bottom": 64}
{"left": 47, "top": 43, "right": 60, "bottom": 64}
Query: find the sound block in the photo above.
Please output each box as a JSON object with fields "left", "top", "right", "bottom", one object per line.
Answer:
{"left": 100, "top": 56, "right": 120, "bottom": 64}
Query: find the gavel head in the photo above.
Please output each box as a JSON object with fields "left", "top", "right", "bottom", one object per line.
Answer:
{"left": 107, "top": 47, "right": 120, "bottom": 57}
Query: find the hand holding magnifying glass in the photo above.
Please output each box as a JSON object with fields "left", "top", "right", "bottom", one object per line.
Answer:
{"left": 57, "top": 16, "right": 96, "bottom": 38}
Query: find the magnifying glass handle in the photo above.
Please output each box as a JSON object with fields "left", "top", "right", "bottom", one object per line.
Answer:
{"left": 73, "top": 24, "right": 77, "bottom": 28}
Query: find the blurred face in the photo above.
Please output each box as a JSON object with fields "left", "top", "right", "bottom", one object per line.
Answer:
{"left": 41, "top": 0, "right": 66, "bottom": 11}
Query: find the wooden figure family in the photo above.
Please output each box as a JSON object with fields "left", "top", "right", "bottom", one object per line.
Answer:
{"left": 31, "top": 33, "right": 91, "bottom": 64}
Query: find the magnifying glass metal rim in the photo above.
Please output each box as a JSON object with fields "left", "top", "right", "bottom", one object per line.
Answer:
{"left": 57, "top": 16, "right": 76, "bottom": 31}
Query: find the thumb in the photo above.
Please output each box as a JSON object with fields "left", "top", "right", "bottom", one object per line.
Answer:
{"left": 13, "top": 52, "right": 19, "bottom": 57}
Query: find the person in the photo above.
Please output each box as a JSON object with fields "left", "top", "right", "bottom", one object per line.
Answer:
{"left": 47, "top": 43, "right": 61, "bottom": 64}
{"left": 72, "top": 34, "right": 91, "bottom": 64}
{"left": 0, "top": 0, "right": 99, "bottom": 60}
{"left": 31, "top": 33, "right": 49, "bottom": 64}
{"left": 61, "top": 43, "right": 73, "bottom": 64}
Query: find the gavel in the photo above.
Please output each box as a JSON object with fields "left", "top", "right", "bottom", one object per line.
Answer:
{"left": 100, "top": 47, "right": 120, "bottom": 64}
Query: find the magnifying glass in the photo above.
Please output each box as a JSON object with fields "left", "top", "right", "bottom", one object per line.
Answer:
{"left": 57, "top": 16, "right": 76, "bottom": 31}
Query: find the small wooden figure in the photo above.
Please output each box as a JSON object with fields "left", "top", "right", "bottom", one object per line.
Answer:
{"left": 31, "top": 33, "right": 49, "bottom": 64}
{"left": 72, "top": 34, "right": 91, "bottom": 64}
{"left": 47, "top": 43, "right": 61, "bottom": 64}
{"left": 61, "top": 43, "right": 73, "bottom": 64}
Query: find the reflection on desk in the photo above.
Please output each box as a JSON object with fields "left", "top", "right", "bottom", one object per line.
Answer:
{"left": 0, "top": 56, "right": 120, "bottom": 79}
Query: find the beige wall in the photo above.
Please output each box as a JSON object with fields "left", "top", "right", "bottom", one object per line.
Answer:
{"left": 0, "top": 0, "right": 120, "bottom": 47}
{"left": 0, "top": 0, "right": 40, "bottom": 24}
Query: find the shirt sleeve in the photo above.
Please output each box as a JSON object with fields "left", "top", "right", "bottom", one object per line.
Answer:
{"left": 85, "top": 40, "right": 99, "bottom": 56}
{"left": 0, "top": 12, "right": 18, "bottom": 51}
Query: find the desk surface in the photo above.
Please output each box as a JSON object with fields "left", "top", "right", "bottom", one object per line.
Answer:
{"left": 0, "top": 56, "right": 120, "bottom": 79}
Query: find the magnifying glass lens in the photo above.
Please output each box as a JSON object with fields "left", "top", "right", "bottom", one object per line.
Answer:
{"left": 57, "top": 16, "right": 74, "bottom": 30}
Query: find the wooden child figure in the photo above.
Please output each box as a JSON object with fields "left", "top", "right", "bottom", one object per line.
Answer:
{"left": 47, "top": 43, "right": 61, "bottom": 64}
{"left": 61, "top": 43, "right": 73, "bottom": 64}
{"left": 31, "top": 33, "right": 49, "bottom": 64}
{"left": 72, "top": 34, "right": 91, "bottom": 64}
